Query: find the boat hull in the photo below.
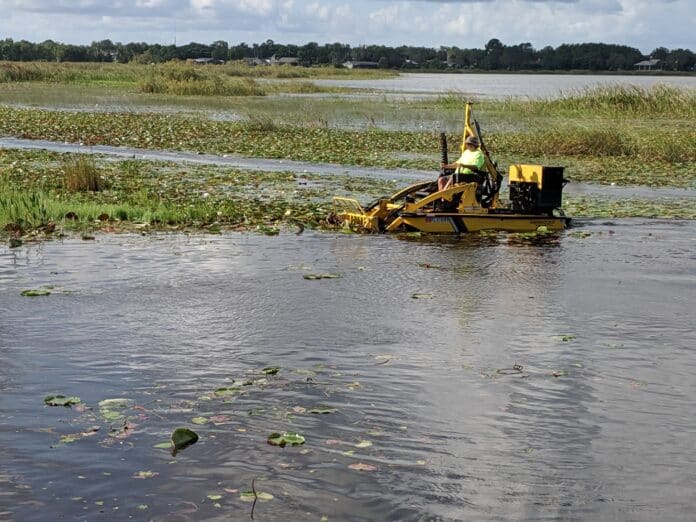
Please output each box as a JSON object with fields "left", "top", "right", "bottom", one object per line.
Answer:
{"left": 393, "top": 212, "right": 570, "bottom": 233}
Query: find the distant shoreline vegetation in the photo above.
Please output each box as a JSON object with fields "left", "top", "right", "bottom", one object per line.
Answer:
{"left": 0, "top": 38, "right": 694, "bottom": 73}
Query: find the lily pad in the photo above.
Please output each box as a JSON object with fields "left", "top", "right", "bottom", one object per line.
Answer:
{"left": 44, "top": 395, "right": 81, "bottom": 407}
{"left": 22, "top": 289, "right": 51, "bottom": 297}
{"left": 267, "top": 432, "right": 306, "bottom": 447}
{"left": 98, "top": 398, "right": 134, "bottom": 409}
{"left": 98, "top": 399, "right": 133, "bottom": 422}
{"left": 207, "top": 494, "right": 223, "bottom": 501}
{"left": 191, "top": 416, "right": 209, "bottom": 425}
{"left": 411, "top": 293, "right": 434, "bottom": 299}
{"left": 348, "top": 462, "right": 377, "bottom": 471}
{"left": 303, "top": 273, "right": 341, "bottom": 280}
{"left": 261, "top": 366, "right": 280, "bottom": 375}
{"left": 171, "top": 427, "right": 199, "bottom": 455}
{"left": 153, "top": 442, "right": 172, "bottom": 449}
{"left": 214, "top": 387, "right": 241, "bottom": 397}
{"left": 209, "top": 415, "right": 231, "bottom": 425}
{"left": 307, "top": 406, "right": 337, "bottom": 414}
{"left": 240, "top": 491, "right": 274, "bottom": 502}
{"left": 132, "top": 470, "right": 159, "bottom": 479}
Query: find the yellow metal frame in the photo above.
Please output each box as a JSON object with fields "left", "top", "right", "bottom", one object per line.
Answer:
{"left": 330, "top": 104, "right": 569, "bottom": 235}
{"left": 508, "top": 164, "right": 545, "bottom": 189}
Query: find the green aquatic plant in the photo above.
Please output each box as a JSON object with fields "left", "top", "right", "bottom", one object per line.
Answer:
{"left": 44, "top": 395, "right": 81, "bottom": 406}
{"left": 0, "top": 181, "right": 51, "bottom": 230}
{"left": 267, "top": 431, "right": 305, "bottom": 447}
{"left": 171, "top": 427, "right": 199, "bottom": 455}
{"left": 63, "top": 154, "right": 103, "bottom": 192}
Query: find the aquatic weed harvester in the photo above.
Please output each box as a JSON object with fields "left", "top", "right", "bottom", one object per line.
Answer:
{"left": 332, "top": 103, "right": 570, "bottom": 233}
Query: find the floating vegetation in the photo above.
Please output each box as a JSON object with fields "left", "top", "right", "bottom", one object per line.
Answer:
{"left": 21, "top": 288, "right": 51, "bottom": 297}
{"left": 171, "top": 428, "right": 199, "bottom": 455}
{"left": 44, "top": 395, "right": 81, "bottom": 407}
{"left": 348, "top": 462, "right": 377, "bottom": 471}
{"left": 240, "top": 491, "right": 274, "bottom": 502}
{"left": 307, "top": 406, "right": 338, "bottom": 414}
{"left": 411, "top": 293, "right": 434, "bottom": 299}
{"left": 132, "top": 470, "right": 159, "bottom": 479}
{"left": 98, "top": 398, "right": 134, "bottom": 422}
{"left": 302, "top": 273, "right": 341, "bottom": 280}
{"left": 267, "top": 432, "right": 306, "bottom": 447}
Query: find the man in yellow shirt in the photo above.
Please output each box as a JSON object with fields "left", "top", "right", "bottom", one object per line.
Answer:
{"left": 438, "top": 135, "right": 485, "bottom": 191}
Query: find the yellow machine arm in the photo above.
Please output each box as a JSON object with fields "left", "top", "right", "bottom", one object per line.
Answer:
{"left": 460, "top": 102, "right": 477, "bottom": 153}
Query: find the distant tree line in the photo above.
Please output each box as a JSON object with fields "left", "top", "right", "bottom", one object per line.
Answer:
{"left": 1, "top": 38, "right": 694, "bottom": 72}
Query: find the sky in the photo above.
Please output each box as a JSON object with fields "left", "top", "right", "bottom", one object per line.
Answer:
{"left": 0, "top": 0, "right": 693, "bottom": 54}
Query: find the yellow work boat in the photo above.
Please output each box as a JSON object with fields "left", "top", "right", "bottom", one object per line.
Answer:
{"left": 332, "top": 103, "right": 570, "bottom": 234}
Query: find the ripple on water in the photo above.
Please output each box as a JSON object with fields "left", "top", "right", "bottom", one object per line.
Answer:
{"left": 1, "top": 222, "right": 695, "bottom": 520}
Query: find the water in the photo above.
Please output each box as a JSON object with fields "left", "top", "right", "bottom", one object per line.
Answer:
{"left": 313, "top": 73, "right": 696, "bottom": 99}
{"left": 1, "top": 221, "right": 695, "bottom": 520}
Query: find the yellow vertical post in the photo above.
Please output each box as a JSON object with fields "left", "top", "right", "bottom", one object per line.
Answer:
{"left": 461, "top": 102, "right": 476, "bottom": 153}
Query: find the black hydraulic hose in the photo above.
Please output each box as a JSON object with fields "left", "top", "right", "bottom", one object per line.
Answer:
{"left": 439, "top": 132, "right": 448, "bottom": 166}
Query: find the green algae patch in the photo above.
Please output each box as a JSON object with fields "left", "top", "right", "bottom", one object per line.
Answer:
{"left": 22, "top": 288, "right": 51, "bottom": 297}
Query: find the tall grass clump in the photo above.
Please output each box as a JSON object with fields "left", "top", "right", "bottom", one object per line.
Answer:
{"left": 0, "top": 61, "right": 139, "bottom": 84}
{"left": 63, "top": 155, "right": 103, "bottom": 192}
{"left": 137, "top": 62, "right": 266, "bottom": 96}
{"left": 0, "top": 181, "right": 51, "bottom": 230}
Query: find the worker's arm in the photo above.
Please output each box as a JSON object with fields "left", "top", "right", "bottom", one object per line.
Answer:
{"left": 440, "top": 162, "right": 480, "bottom": 170}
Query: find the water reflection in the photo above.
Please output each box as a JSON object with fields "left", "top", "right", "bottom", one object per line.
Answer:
{"left": 313, "top": 73, "right": 696, "bottom": 99}
{"left": 1, "top": 221, "right": 695, "bottom": 520}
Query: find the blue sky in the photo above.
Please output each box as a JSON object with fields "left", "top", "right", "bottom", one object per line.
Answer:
{"left": 0, "top": 0, "right": 693, "bottom": 54}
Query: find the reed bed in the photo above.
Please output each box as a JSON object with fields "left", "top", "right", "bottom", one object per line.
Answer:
{"left": 0, "top": 149, "right": 384, "bottom": 236}
{"left": 0, "top": 61, "right": 139, "bottom": 84}
{"left": 496, "top": 85, "right": 696, "bottom": 119}
{"left": 0, "top": 60, "right": 393, "bottom": 87}
{"left": 0, "top": 181, "right": 51, "bottom": 230}
{"left": 63, "top": 155, "right": 103, "bottom": 192}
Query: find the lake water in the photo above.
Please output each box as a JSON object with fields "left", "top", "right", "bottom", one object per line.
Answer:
{"left": 314, "top": 73, "right": 696, "bottom": 99}
{"left": 2, "top": 220, "right": 696, "bottom": 520}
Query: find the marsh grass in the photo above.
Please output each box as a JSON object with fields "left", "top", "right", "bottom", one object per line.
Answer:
{"left": 495, "top": 85, "right": 696, "bottom": 119}
{"left": 0, "top": 61, "right": 139, "bottom": 85}
{"left": 137, "top": 62, "right": 266, "bottom": 96}
{"left": 219, "top": 61, "right": 395, "bottom": 80}
{"left": 0, "top": 181, "right": 51, "bottom": 230}
{"left": 0, "top": 61, "right": 394, "bottom": 91}
{"left": 63, "top": 155, "right": 103, "bottom": 192}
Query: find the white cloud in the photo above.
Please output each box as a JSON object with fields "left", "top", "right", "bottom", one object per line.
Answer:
{"left": 0, "top": 0, "right": 692, "bottom": 52}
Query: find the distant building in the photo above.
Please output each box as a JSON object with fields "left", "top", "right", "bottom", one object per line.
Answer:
{"left": 634, "top": 58, "right": 662, "bottom": 71}
{"left": 188, "top": 57, "right": 224, "bottom": 65}
{"left": 342, "top": 60, "right": 379, "bottom": 69}
{"left": 269, "top": 55, "right": 299, "bottom": 66}
{"left": 244, "top": 57, "right": 268, "bottom": 66}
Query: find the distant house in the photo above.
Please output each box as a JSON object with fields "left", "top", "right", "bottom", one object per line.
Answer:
{"left": 634, "top": 58, "right": 662, "bottom": 71}
{"left": 342, "top": 60, "right": 379, "bottom": 69}
{"left": 269, "top": 55, "right": 299, "bottom": 66}
{"left": 188, "top": 57, "right": 224, "bottom": 65}
{"left": 244, "top": 57, "right": 268, "bottom": 66}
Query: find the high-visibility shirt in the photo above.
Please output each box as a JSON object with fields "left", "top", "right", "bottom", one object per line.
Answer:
{"left": 455, "top": 148, "right": 485, "bottom": 174}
